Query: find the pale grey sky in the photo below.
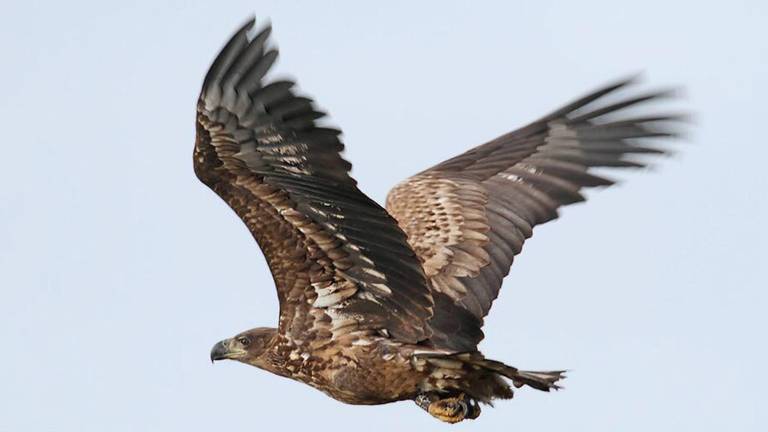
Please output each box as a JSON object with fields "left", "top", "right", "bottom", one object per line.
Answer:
{"left": 1, "top": 1, "right": 766, "bottom": 431}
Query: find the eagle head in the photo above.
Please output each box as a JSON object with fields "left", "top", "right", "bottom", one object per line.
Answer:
{"left": 210, "top": 327, "right": 277, "bottom": 367}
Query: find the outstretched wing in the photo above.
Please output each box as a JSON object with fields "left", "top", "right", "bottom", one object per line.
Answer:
{"left": 195, "top": 18, "right": 433, "bottom": 345}
{"left": 386, "top": 78, "right": 683, "bottom": 351}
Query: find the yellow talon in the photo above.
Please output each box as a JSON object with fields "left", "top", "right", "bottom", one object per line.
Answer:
{"left": 427, "top": 394, "right": 469, "bottom": 424}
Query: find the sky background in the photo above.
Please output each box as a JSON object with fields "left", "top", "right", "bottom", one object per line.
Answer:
{"left": 1, "top": 1, "right": 766, "bottom": 431}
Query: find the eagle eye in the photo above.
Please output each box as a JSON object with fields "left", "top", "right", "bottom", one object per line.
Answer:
{"left": 237, "top": 336, "right": 251, "bottom": 346}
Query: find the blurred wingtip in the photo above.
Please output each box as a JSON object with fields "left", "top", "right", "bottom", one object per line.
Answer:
{"left": 237, "top": 15, "right": 256, "bottom": 34}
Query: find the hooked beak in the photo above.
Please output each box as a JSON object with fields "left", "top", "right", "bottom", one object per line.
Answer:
{"left": 210, "top": 339, "right": 231, "bottom": 363}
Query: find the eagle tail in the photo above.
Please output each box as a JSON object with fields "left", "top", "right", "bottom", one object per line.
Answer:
{"left": 510, "top": 369, "right": 566, "bottom": 392}
{"left": 470, "top": 357, "right": 566, "bottom": 392}
{"left": 420, "top": 352, "right": 566, "bottom": 398}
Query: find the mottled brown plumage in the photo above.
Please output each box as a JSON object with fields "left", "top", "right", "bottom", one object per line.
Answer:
{"left": 196, "top": 17, "right": 682, "bottom": 423}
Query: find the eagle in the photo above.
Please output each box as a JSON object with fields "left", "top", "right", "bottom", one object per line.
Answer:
{"left": 196, "top": 17, "right": 681, "bottom": 423}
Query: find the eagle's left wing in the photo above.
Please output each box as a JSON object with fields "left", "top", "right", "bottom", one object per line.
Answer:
{"left": 387, "top": 78, "right": 683, "bottom": 351}
{"left": 195, "top": 18, "right": 434, "bottom": 344}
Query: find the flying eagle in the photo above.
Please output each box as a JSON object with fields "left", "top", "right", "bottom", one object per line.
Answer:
{"left": 196, "top": 18, "right": 681, "bottom": 423}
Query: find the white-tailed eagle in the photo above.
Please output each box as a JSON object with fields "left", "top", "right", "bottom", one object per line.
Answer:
{"left": 197, "top": 17, "right": 682, "bottom": 423}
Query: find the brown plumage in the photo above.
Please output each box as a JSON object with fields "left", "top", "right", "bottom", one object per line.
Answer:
{"left": 197, "top": 18, "right": 683, "bottom": 423}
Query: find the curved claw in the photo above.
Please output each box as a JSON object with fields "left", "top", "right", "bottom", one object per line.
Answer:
{"left": 465, "top": 397, "right": 482, "bottom": 420}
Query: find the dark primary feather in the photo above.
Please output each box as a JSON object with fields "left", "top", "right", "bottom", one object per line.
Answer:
{"left": 387, "top": 77, "right": 684, "bottom": 351}
{"left": 195, "top": 18, "right": 434, "bottom": 344}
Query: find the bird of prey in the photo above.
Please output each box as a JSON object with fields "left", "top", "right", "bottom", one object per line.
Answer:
{"left": 196, "top": 17, "right": 681, "bottom": 423}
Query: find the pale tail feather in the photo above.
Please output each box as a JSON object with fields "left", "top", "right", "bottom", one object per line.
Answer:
{"left": 466, "top": 357, "right": 566, "bottom": 392}
{"left": 511, "top": 369, "right": 567, "bottom": 391}
{"left": 419, "top": 352, "right": 566, "bottom": 396}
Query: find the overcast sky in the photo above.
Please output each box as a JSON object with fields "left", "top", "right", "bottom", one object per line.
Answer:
{"left": 1, "top": 1, "right": 766, "bottom": 431}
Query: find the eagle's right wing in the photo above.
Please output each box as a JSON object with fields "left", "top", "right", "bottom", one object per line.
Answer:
{"left": 195, "top": 18, "right": 434, "bottom": 345}
{"left": 387, "top": 78, "right": 683, "bottom": 351}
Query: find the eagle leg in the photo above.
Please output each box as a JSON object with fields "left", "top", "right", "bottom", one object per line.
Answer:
{"left": 414, "top": 392, "right": 480, "bottom": 423}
